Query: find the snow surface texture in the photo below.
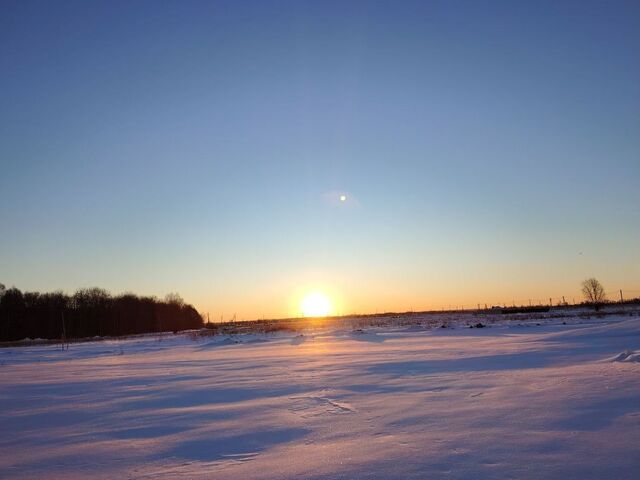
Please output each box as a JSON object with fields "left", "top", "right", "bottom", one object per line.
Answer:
{"left": 1, "top": 316, "right": 639, "bottom": 479}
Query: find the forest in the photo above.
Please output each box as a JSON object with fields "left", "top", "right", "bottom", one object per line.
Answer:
{"left": 0, "top": 284, "right": 203, "bottom": 342}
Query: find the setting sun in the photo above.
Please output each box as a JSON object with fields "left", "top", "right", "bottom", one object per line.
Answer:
{"left": 300, "top": 291, "right": 332, "bottom": 317}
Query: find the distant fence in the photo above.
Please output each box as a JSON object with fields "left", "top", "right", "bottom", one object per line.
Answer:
{"left": 428, "top": 288, "right": 640, "bottom": 313}
{"left": 207, "top": 288, "right": 640, "bottom": 323}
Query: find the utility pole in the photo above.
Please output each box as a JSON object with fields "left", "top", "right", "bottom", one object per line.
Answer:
{"left": 61, "top": 311, "right": 67, "bottom": 351}
{"left": 549, "top": 298, "right": 552, "bottom": 307}
{"left": 620, "top": 289, "right": 624, "bottom": 303}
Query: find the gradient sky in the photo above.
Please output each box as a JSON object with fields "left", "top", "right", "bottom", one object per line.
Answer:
{"left": 1, "top": 0, "right": 639, "bottom": 319}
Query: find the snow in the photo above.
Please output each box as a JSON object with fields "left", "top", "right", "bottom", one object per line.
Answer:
{"left": 1, "top": 314, "right": 639, "bottom": 479}
{"left": 609, "top": 350, "right": 640, "bottom": 363}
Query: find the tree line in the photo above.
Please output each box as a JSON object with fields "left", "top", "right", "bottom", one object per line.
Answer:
{"left": 0, "top": 284, "right": 203, "bottom": 342}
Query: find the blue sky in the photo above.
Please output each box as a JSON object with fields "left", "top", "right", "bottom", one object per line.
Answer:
{"left": 1, "top": 0, "right": 638, "bottom": 318}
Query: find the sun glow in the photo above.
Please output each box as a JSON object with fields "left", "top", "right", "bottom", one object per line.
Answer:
{"left": 300, "top": 291, "right": 332, "bottom": 317}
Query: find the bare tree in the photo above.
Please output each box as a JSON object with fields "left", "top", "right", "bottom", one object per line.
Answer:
{"left": 164, "top": 292, "right": 184, "bottom": 307}
{"left": 581, "top": 278, "right": 606, "bottom": 309}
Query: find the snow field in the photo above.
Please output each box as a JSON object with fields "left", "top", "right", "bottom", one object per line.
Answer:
{"left": 1, "top": 315, "right": 639, "bottom": 479}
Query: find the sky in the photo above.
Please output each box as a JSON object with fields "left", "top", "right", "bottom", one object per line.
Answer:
{"left": 1, "top": 0, "right": 639, "bottom": 319}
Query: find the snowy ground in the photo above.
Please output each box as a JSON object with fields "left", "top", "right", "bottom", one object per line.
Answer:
{"left": 1, "top": 314, "right": 639, "bottom": 479}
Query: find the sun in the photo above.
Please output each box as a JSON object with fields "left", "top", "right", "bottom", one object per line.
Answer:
{"left": 300, "top": 291, "right": 332, "bottom": 317}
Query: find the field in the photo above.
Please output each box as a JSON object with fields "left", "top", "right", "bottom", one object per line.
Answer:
{"left": 1, "top": 312, "right": 639, "bottom": 479}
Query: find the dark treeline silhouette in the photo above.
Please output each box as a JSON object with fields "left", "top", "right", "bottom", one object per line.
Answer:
{"left": 0, "top": 284, "right": 203, "bottom": 342}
